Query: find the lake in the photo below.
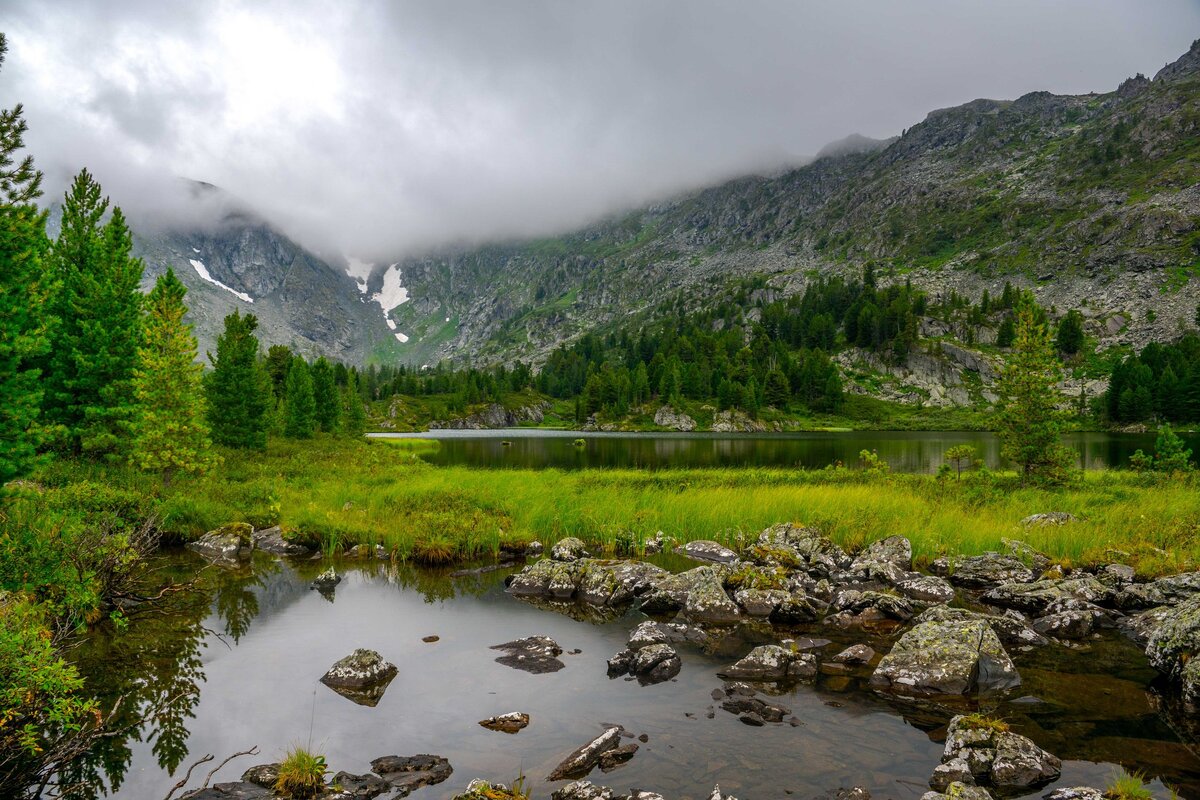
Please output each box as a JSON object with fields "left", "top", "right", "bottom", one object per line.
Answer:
{"left": 368, "top": 429, "right": 1194, "bottom": 472}
{"left": 74, "top": 554, "right": 1191, "bottom": 800}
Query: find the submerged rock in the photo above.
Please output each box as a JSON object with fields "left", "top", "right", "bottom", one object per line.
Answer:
{"left": 320, "top": 649, "right": 398, "bottom": 706}
{"left": 188, "top": 523, "right": 254, "bottom": 562}
{"left": 597, "top": 742, "right": 639, "bottom": 771}
{"left": 546, "top": 727, "right": 623, "bottom": 781}
{"left": 870, "top": 609, "right": 1019, "bottom": 696}
{"left": 491, "top": 635, "right": 566, "bottom": 674}
{"left": 478, "top": 712, "right": 530, "bottom": 733}
{"left": 370, "top": 754, "right": 453, "bottom": 797}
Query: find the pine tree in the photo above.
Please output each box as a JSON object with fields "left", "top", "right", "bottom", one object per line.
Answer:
{"left": 996, "top": 316, "right": 1015, "bottom": 348}
{"left": 764, "top": 368, "right": 790, "bottom": 408}
{"left": 0, "top": 33, "right": 51, "bottom": 484}
{"left": 343, "top": 370, "right": 367, "bottom": 436}
{"left": 1055, "top": 309, "right": 1085, "bottom": 355}
{"left": 42, "top": 170, "right": 143, "bottom": 457}
{"left": 130, "top": 270, "right": 214, "bottom": 483}
{"left": 995, "top": 301, "right": 1073, "bottom": 484}
{"left": 284, "top": 357, "right": 316, "bottom": 438}
{"left": 311, "top": 357, "right": 340, "bottom": 433}
{"left": 206, "top": 310, "right": 269, "bottom": 449}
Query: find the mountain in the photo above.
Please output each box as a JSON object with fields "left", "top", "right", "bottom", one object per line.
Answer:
{"left": 99, "top": 182, "right": 401, "bottom": 365}
{"left": 382, "top": 39, "right": 1200, "bottom": 368}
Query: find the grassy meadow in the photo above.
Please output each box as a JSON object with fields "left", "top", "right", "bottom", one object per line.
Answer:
{"left": 31, "top": 436, "right": 1200, "bottom": 577}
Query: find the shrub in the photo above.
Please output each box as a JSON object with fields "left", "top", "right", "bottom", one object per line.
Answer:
{"left": 275, "top": 748, "right": 327, "bottom": 798}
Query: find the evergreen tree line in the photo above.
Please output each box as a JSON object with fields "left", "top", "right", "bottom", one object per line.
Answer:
{"left": 1105, "top": 335, "right": 1200, "bottom": 424}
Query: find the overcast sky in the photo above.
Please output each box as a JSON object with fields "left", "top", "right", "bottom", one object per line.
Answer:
{"left": 2, "top": 0, "right": 1198, "bottom": 261}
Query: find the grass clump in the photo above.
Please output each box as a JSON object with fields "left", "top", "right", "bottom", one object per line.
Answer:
{"left": 957, "top": 712, "right": 1009, "bottom": 735}
{"left": 1104, "top": 770, "right": 1153, "bottom": 800}
{"left": 275, "top": 748, "right": 327, "bottom": 798}
{"left": 412, "top": 535, "right": 458, "bottom": 565}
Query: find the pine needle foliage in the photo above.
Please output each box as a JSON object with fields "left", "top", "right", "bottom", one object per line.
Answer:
{"left": 206, "top": 311, "right": 270, "bottom": 449}
{"left": 284, "top": 358, "right": 317, "bottom": 439}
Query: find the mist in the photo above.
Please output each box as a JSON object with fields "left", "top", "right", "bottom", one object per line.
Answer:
{"left": 3, "top": 0, "right": 1198, "bottom": 262}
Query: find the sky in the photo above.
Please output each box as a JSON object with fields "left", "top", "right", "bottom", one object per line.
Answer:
{"left": 2, "top": 0, "right": 1199, "bottom": 262}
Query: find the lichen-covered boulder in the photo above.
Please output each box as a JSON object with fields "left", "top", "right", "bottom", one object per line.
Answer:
{"left": 546, "top": 727, "right": 622, "bottom": 781}
{"left": 551, "top": 537, "right": 589, "bottom": 562}
{"left": 920, "top": 782, "right": 993, "bottom": 800}
{"left": 1118, "top": 605, "right": 1173, "bottom": 647}
{"left": 769, "top": 589, "right": 827, "bottom": 624}
{"left": 478, "top": 712, "right": 530, "bottom": 733}
{"left": 834, "top": 589, "right": 916, "bottom": 621}
{"left": 734, "top": 588, "right": 790, "bottom": 617}
{"left": 507, "top": 558, "right": 585, "bottom": 599}
{"left": 894, "top": 573, "right": 955, "bottom": 603}
{"left": 1021, "top": 512, "right": 1076, "bottom": 527}
{"left": 1031, "top": 598, "right": 1109, "bottom": 640}
{"left": 851, "top": 535, "right": 913, "bottom": 573}
{"left": 577, "top": 561, "right": 666, "bottom": 606}
{"left": 932, "top": 715, "right": 1061, "bottom": 793}
{"left": 675, "top": 539, "right": 739, "bottom": 564}
{"left": 332, "top": 771, "right": 391, "bottom": 798}
{"left": 320, "top": 648, "right": 398, "bottom": 706}
{"left": 1117, "top": 571, "right": 1200, "bottom": 610}
{"left": 490, "top": 636, "right": 565, "bottom": 674}
{"left": 933, "top": 553, "right": 1035, "bottom": 589}
{"left": 831, "top": 644, "right": 876, "bottom": 665}
{"left": 624, "top": 643, "right": 682, "bottom": 684}
{"left": 1146, "top": 595, "right": 1200, "bottom": 703}
{"left": 982, "top": 577, "right": 1113, "bottom": 615}
{"left": 638, "top": 566, "right": 713, "bottom": 613}
{"left": 755, "top": 523, "right": 850, "bottom": 576}
{"left": 252, "top": 526, "right": 311, "bottom": 555}
{"left": 310, "top": 567, "right": 342, "bottom": 592}
{"left": 1043, "top": 789, "right": 1104, "bottom": 800}
{"left": 188, "top": 522, "right": 254, "bottom": 561}
{"left": 550, "top": 781, "right": 614, "bottom": 800}
{"left": 717, "top": 644, "right": 816, "bottom": 680}
{"left": 240, "top": 763, "right": 280, "bottom": 788}
{"left": 870, "top": 612, "right": 1019, "bottom": 695}
{"left": 682, "top": 568, "right": 743, "bottom": 625}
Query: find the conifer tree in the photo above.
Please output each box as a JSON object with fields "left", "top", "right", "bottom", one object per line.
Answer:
{"left": 764, "top": 368, "right": 790, "bottom": 408}
{"left": 284, "top": 357, "right": 316, "bottom": 438}
{"left": 1055, "top": 309, "right": 1085, "bottom": 355}
{"left": 311, "top": 357, "right": 340, "bottom": 433}
{"left": 41, "top": 170, "right": 143, "bottom": 457}
{"left": 130, "top": 269, "right": 213, "bottom": 483}
{"left": 206, "top": 310, "right": 269, "bottom": 449}
{"left": 0, "top": 33, "right": 51, "bottom": 484}
{"left": 343, "top": 370, "right": 367, "bottom": 436}
{"left": 995, "top": 301, "right": 1073, "bottom": 484}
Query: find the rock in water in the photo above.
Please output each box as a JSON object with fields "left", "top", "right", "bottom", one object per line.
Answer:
{"left": 320, "top": 648, "right": 398, "bottom": 706}
{"left": 546, "top": 727, "right": 623, "bottom": 781}
{"left": 370, "top": 755, "right": 453, "bottom": 797}
{"left": 718, "top": 645, "right": 817, "bottom": 680}
{"left": 675, "top": 540, "right": 739, "bottom": 564}
{"left": 478, "top": 712, "right": 530, "bottom": 733}
{"left": 187, "top": 522, "right": 255, "bottom": 562}
{"left": 332, "top": 771, "right": 391, "bottom": 798}
{"left": 240, "top": 763, "right": 280, "bottom": 788}
{"left": 608, "top": 643, "right": 682, "bottom": 684}
{"left": 870, "top": 610, "right": 1019, "bottom": 695}
{"left": 1146, "top": 595, "right": 1200, "bottom": 703}
{"left": 930, "top": 715, "right": 1061, "bottom": 793}
{"left": 311, "top": 567, "right": 342, "bottom": 592}
{"left": 490, "top": 635, "right": 566, "bottom": 674}
{"left": 551, "top": 537, "right": 589, "bottom": 562}
{"left": 550, "top": 781, "right": 615, "bottom": 800}
{"left": 252, "top": 526, "right": 311, "bottom": 555}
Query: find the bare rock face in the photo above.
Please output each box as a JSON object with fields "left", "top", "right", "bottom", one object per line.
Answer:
{"left": 653, "top": 405, "right": 697, "bottom": 432}
{"left": 870, "top": 609, "right": 1019, "bottom": 696}
{"left": 478, "top": 712, "right": 530, "bottom": 733}
{"left": 490, "top": 635, "right": 566, "bottom": 674}
{"left": 320, "top": 649, "right": 398, "bottom": 706}
{"left": 546, "top": 727, "right": 623, "bottom": 781}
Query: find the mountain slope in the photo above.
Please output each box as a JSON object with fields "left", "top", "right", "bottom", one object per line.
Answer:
{"left": 385, "top": 40, "right": 1200, "bottom": 367}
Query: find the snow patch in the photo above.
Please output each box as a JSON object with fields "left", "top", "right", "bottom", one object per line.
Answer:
{"left": 373, "top": 263, "right": 409, "bottom": 314}
{"left": 345, "top": 256, "right": 373, "bottom": 295}
{"left": 395, "top": 331, "right": 410, "bottom": 343}
{"left": 188, "top": 259, "right": 253, "bottom": 303}
{"left": 385, "top": 318, "right": 396, "bottom": 330}
{"left": 191, "top": 247, "right": 201, "bottom": 253}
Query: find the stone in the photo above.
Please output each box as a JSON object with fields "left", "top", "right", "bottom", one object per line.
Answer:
{"left": 551, "top": 537, "right": 589, "bottom": 562}
{"left": 834, "top": 589, "right": 916, "bottom": 621}
{"left": 1146, "top": 595, "right": 1200, "bottom": 703}
{"left": 1118, "top": 605, "right": 1173, "bottom": 647}
{"left": 526, "top": 541, "right": 544, "bottom": 556}
{"left": 188, "top": 522, "right": 254, "bottom": 561}
{"left": 989, "top": 732, "right": 1062, "bottom": 790}
{"left": 831, "top": 644, "right": 876, "bottom": 665}
{"left": 853, "top": 535, "right": 913, "bottom": 571}
{"left": 478, "top": 712, "right": 530, "bottom": 733}
{"left": 240, "top": 764, "right": 280, "bottom": 788}
{"left": 1001, "top": 538, "right": 1051, "bottom": 572}
{"left": 675, "top": 539, "right": 739, "bottom": 564}
{"left": 919, "top": 782, "right": 993, "bottom": 800}
{"left": 320, "top": 649, "right": 397, "bottom": 706}
{"left": 769, "top": 589, "right": 827, "bottom": 624}
{"left": 178, "top": 783, "right": 272, "bottom": 799}
{"left": 1020, "top": 512, "right": 1077, "bottom": 527}
{"left": 546, "top": 727, "right": 622, "bottom": 781}
{"left": 653, "top": 405, "right": 697, "bottom": 432}
{"left": 490, "top": 636, "right": 566, "bottom": 674}
{"left": 933, "top": 715, "right": 1061, "bottom": 793}
{"left": 626, "top": 620, "right": 708, "bottom": 650}
{"left": 870, "top": 613, "right": 1019, "bottom": 696}
{"left": 311, "top": 567, "right": 341, "bottom": 592}
{"left": 252, "top": 526, "right": 310, "bottom": 555}
{"left": 577, "top": 561, "right": 667, "bottom": 606}
{"left": 550, "top": 781, "right": 613, "bottom": 800}
{"left": 370, "top": 755, "right": 452, "bottom": 797}
{"left": 757, "top": 523, "right": 851, "bottom": 576}
{"left": 734, "top": 588, "right": 790, "bottom": 616}
{"left": 1117, "top": 571, "right": 1200, "bottom": 610}
{"left": 982, "top": 577, "right": 1113, "bottom": 615}
{"left": 597, "top": 742, "right": 639, "bottom": 771}
{"left": 934, "top": 553, "right": 1035, "bottom": 589}
{"left": 332, "top": 771, "right": 391, "bottom": 799}
{"left": 682, "top": 569, "right": 743, "bottom": 624}
{"left": 629, "top": 643, "right": 682, "bottom": 683}
{"left": 717, "top": 645, "right": 816, "bottom": 680}
{"left": 346, "top": 543, "right": 388, "bottom": 560}
{"left": 1044, "top": 790, "right": 1104, "bottom": 800}
{"left": 643, "top": 531, "right": 666, "bottom": 555}
{"left": 894, "top": 573, "right": 955, "bottom": 603}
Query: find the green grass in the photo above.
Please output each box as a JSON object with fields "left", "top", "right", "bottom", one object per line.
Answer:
{"left": 1105, "top": 770, "right": 1153, "bottom": 800}
{"left": 38, "top": 437, "right": 1200, "bottom": 575}
{"left": 275, "top": 748, "right": 326, "bottom": 798}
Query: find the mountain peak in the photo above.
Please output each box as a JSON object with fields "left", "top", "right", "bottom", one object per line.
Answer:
{"left": 814, "top": 133, "right": 897, "bottom": 161}
{"left": 1154, "top": 38, "right": 1200, "bottom": 82}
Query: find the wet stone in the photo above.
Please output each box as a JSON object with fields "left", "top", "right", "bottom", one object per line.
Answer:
{"left": 490, "top": 635, "right": 566, "bottom": 674}
{"left": 546, "top": 727, "right": 623, "bottom": 781}
{"left": 676, "top": 539, "right": 739, "bottom": 564}
{"left": 478, "top": 711, "right": 530, "bottom": 733}
{"left": 332, "top": 771, "right": 391, "bottom": 799}
{"left": 320, "top": 649, "right": 398, "bottom": 707}
{"left": 370, "top": 755, "right": 453, "bottom": 797}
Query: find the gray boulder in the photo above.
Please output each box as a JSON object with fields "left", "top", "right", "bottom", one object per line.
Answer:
{"left": 551, "top": 537, "right": 589, "bottom": 562}
{"left": 852, "top": 535, "right": 913, "bottom": 572}
{"left": 1146, "top": 595, "right": 1200, "bottom": 703}
{"left": 320, "top": 648, "right": 398, "bottom": 707}
{"left": 1117, "top": 571, "right": 1200, "bottom": 610}
{"left": 252, "top": 526, "right": 310, "bottom": 555}
{"left": 982, "top": 577, "right": 1112, "bottom": 615}
{"left": 933, "top": 715, "right": 1060, "bottom": 793}
{"left": 607, "top": 643, "right": 682, "bottom": 684}
{"left": 490, "top": 636, "right": 565, "bottom": 674}
{"left": 675, "top": 539, "right": 739, "bottom": 564}
{"left": 895, "top": 573, "right": 955, "bottom": 603}
{"left": 370, "top": 755, "right": 452, "bottom": 797}
{"left": 188, "top": 523, "right": 254, "bottom": 562}
{"left": 831, "top": 644, "right": 876, "bottom": 665}
{"left": 718, "top": 645, "right": 816, "bottom": 680}
{"left": 550, "top": 781, "right": 613, "bottom": 800}
{"left": 934, "top": 553, "right": 1035, "bottom": 589}
{"left": 920, "top": 783, "right": 993, "bottom": 800}
{"left": 734, "top": 588, "right": 790, "bottom": 617}
{"left": 311, "top": 567, "right": 341, "bottom": 592}
{"left": 625, "top": 620, "right": 708, "bottom": 650}
{"left": 577, "top": 561, "right": 666, "bottom": 606}
{"left": 1020, "top": 512, "right": 1077, "bottom": 527}
{"left": 332, "top": 771, "right": 391, "bottom": 799}
{"left": 682, "top": 568, "right": 743, "bottom": 624}
{"left": 546, "top": 727, "right": 622, "bottom": 781}
{"left": 871, "top": 610, "right": 1019, "bottom": 695}
{"left": 756, "top": 523, "right": 850, "bottom": 576}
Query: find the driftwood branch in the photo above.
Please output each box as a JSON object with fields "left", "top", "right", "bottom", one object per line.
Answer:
{"left": 163, "top": 745, "right": 259, "bottom": 800}
{"left": 162, "top": 754, "right": 213, "bottom": 800}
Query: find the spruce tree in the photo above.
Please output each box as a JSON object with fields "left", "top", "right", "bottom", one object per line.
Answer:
{"left": 284, "top": 357, "right": 316, "bottom": 438}
{"left": 343, "top": 370, "right": 367, "bottom": 436}
{"left": 995, "top": 301, "right": 1073, "bottom": 484}
{"left": 1055, "top": 309, "right": 1085, "bottom": 355}
{"left": 130, "top": 269, "right": 213, "bottom": 483}
{"left": 764, "top": 368, "right": 790, "bottom": 408}
{"left": 42, "top": 170, "right": 143, "bottom": 457}
{"left": 311, "top": 357, "right": 340, "bottom": 433}
{"left": 0, "top": 33, "right": 51, "bottom": 484}
{"left": 996, "top": 316, "right": 1015, "bottom": 348}
{"left": 206, "top": 310, "right": 269, "bottom": 449}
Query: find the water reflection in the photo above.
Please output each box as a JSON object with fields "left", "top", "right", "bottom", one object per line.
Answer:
{"left": 372, "top": 430, "right": 1200, "bottom": 473}
{"left": 70, "top": 553, "right": 1200, "bottom": 800}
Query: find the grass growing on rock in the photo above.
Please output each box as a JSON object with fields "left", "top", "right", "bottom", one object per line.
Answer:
{"left": 33, "top": 437, "right": 1200, "bottom": 575}
{"left": 275, "top": 748, "right": 327, "bottom": 798}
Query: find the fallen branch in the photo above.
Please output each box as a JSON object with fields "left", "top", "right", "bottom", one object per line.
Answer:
{"left": 163, "top": 745, "right": 259, "bottom": 800}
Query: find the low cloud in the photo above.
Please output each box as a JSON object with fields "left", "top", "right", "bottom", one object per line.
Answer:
{"left": 3, "top": 0, "right": 1198, "bottom": 261}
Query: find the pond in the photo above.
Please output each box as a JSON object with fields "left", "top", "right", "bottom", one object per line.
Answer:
{"left": 74, "top": 552, "right": 1194, "bottom": 800}
{"left": 368, "top": 429, "right": 1197, "bottom": 473}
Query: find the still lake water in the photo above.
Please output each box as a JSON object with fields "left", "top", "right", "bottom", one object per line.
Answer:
{"left": 77, "top": 556, "right": 1193, "bottom": 800}
{"left": 368, "top": 429, "right": 1197, "bottom": 472}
